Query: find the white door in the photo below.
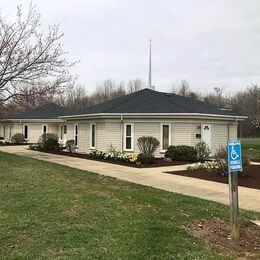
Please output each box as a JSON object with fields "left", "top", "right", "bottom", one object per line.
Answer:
{"left": 201, "top": 124, "right": 212, "bottom": 149}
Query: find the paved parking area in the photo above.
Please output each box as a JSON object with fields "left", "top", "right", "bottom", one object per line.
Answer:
{"left": 1, "top": 145, "right": 259, "bottom": 212}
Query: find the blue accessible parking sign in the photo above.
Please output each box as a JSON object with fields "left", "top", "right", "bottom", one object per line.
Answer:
{"left": 228, "top": 140, "right": 242, "bottom": 173}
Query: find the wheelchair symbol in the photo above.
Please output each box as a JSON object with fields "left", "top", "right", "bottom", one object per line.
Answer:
{"left": 231, "top": 146, "right": 239, "bottom": 160}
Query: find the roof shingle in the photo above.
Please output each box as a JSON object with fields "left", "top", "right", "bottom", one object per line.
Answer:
{"left": 79, "top": 88, "right": 236, "bottom": 116}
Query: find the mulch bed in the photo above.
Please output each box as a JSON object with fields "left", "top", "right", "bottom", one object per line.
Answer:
{"left": 166, "top": 165, "right": 260, "bottom": 189}
{"left": 39, "top": 150, "right": 189, "bottom": 168}
{"left": 184, "top": 218, "right": 260, "bottom": 258}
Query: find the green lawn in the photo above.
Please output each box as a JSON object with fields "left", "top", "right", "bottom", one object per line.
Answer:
{"left": 241, "top": 138, "right": 260, "bottom": 161}
{"left": 0, "top": 152, "right": 259, "bottom": 259}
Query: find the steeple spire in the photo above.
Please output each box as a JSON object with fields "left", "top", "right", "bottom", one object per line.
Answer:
{"left": 148, "top": 39, "right": 154, "bottom": 90}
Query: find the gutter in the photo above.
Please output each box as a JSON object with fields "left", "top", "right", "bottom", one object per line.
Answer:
{"left": 59, "top": 113, "right": 247, "bottom": 120}
{"left": 0, "top": 118, "right": 64, "bottom": 123}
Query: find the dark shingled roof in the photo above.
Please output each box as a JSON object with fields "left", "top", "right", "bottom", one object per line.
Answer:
{"left": 78, "top": 88, "right": 236, "bottom": 116}
{"left": 10, "top": 103, "right": 73, "bottom": 119}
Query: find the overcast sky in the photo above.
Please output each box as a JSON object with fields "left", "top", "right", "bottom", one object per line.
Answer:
{"left": 1, "top": 0, "right": 259, "bottom": 95}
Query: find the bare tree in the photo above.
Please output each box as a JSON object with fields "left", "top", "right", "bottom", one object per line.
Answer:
{"left": 171, "top": 80, "right": 199, "bottom": 100}
{"left": 127, "top": 78, "right": 144, "bottom": 93}
{"left": 0, "top": 3, "right": 76, "bottom": 107}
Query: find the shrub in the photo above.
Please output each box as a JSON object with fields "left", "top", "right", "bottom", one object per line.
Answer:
{"left": 0, "top": 137, "right": 6, "bottom": 145}
{"left": 137, "top": 153, "right": 154, "bottom": 164}
{"left": 11, "top": 133, "right": 25, "bottom": 144}
{"left": 38, "top": 133, "right": 60, "bottom": 152}
{"left": 66, "top": 140, "right": 77, "bottom": 153}
{"left": 215, "top": 145, "right": 250, "bottom": 166}
{"left": 137, "top": 136, "right": 160, "bottom": 155}
{"left": 165, "top": 145, "right": 198, "bottom": 162}
{"left": 195, "top": 141, "right": 210, "bottom": 161}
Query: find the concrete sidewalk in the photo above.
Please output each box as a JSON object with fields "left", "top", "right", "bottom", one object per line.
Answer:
{"left": 1, "top": 145, "right": 260, "bottom": 212}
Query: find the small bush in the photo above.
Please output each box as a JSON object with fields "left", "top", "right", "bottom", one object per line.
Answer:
{"left": 215, "top": 145, "right": 250, "bottom": 166}
{"left": 0, "top": 137, "right": 6, "bottom": 145}
{"left": 137, "top": 136, "right": 160, "bottom": 155}
{"left": 195, "top": 141, "right": 210, "bottom": 161}
{"left": 11, "top": 133, "right": 25, "bottom": 144}
{"left": 165, "top": 145, "right": 198, "bottom": 162}
{"left": 38, "top": 133, "right": 60, "bottom": 152}
{"left": 137, "top": 153, "right": 154, "bottom": 164}
{"left": 66, "top": 140, "right": 77, "bottom": 153}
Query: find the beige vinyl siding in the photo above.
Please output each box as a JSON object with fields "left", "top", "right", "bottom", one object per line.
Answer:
{"left": 228, "top": 124, "right": 237, "bottom": 140}
{"left": 211, "top": 124, "right": 229, "bottom": 154}
{"left": 65, "top": 124, "right": 75, "bottom": 141}
{"left": 48, "top": 124, "right": 59, "bottom": 135}
{"left": 96, "top": 122, "right": 106, "bottom": 151}
{"left": 134, "top": 122, "right": 161, "bottom": 155}
{"left": 173, "top": 123, "right": 192, "bottom": 146}
{"left": 106, "top": 122, "right": 122, "bottom": 151}
{"left": 78, "top": 123, "right": 90, "bottom": 153}
{"left": 12, "top": 124, "right": 23, "bottom": 136}
{"left": 63, "top": 117, "right": 238, "bottom": 156}
{"left": 190, "top": 123, "right": 201, "bottom": 146}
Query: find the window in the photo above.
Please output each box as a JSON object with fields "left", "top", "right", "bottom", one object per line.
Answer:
{"left": 60, "top": 125, "right": 63, "bottom": 140}
{"left": 161, "top": 124, "right": 171, "bottom": 151}
{"left": 124, "top": 123, "right": 134, "bottom": 151}
{"left": 23, "top": 125, "right": 29, "bottom": 140}
{"left": 42, "top": 125, "right": 48, "bottom": 134}
{"left": 64, "top": 125, "right": 67, "bottom": 135}
{"left": 90, "top": 123, "right": 96, "bottom": 149}
{"left": 74, "top": 124, "right": 78, "bottom": 146}
{"left": 9, "top": 125, "right": 12, "bottom": 139}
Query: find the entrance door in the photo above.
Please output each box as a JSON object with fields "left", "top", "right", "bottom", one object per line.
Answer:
{"left": 201, "top": 124, "right": 212, "bottom": 149}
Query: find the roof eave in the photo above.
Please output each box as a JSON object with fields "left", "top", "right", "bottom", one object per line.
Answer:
{"left": 0, "top": 118, "right": 64, "bottom": 123}
{"left": 59, "top": 113, "right": 247, "bottom": 121}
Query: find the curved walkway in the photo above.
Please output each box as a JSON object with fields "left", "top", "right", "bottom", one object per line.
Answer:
{"left": 0, "top": 145, "right": 259, "bottom": 212}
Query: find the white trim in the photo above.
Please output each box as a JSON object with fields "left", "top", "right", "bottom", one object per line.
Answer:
{"left": 59, "top": 112, "right": 247, "bottom": 120}
{"left": 74, "top": 124, "right": 79, "bottom": 146}
{"left": 23, "top": 124, "right": 29, "bottom": 140}
{"left": 160, "top": 123, "right": 172, "bottom": 152}
{"left": 123, "top": 123, "right": 134, "bottom": 151}
{"left": 1, "top": 119, "right": 64, "bottom": 123}
{"left": 42, "top": 124, "right": 48, "bottom": 134}
{"left": 90, "top": 123, "right": 96, "bottom": 149}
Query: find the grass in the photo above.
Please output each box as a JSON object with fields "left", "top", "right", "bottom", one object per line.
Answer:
{"left": 241, "top": 138, "right": 260, "bottom": 161}
{"left": 0, "top": 152, "right": 259, "bottom": 259}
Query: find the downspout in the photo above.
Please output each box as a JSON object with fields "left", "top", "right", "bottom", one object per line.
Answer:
{"left": 121, "top": 115, "right": 124, "bottom": 152}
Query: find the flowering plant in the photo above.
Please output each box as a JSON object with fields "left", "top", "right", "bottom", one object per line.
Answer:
{"left": 187, "top": 161, "right": 223, "bottom": 173}
{"left": 89, "top": 149, "right": 138, "bottom": 164}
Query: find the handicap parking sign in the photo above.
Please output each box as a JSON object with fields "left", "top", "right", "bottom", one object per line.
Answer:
{"left": 228, "top": 140, "right": 242, "bottom": 173}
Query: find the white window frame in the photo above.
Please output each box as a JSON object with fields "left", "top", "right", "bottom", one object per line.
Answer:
{"left": 74, "top": 124, "right": 79, "bottom": 146}
{"left": 90, "top": 123, "right": 96, "bottom": 149}
{"left": 160, "top": 123, "right": 172, "bottom": 152}
{"left": 42, "top": 124, "right": 48, "bottom": 134}
{"left": 124, "top": 123, "right": 134, "bottom": 151}
{"left": 23, "top": 124, "right": 29, "bottom": 140}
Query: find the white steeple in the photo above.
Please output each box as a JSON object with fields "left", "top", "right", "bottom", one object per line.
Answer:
{"left": 148, "top": 39, "right": 154, "bottom": 90}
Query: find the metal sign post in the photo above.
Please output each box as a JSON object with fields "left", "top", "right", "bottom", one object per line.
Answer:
{"left": 227, "top": 140, "right": 242, "bottom": 240}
